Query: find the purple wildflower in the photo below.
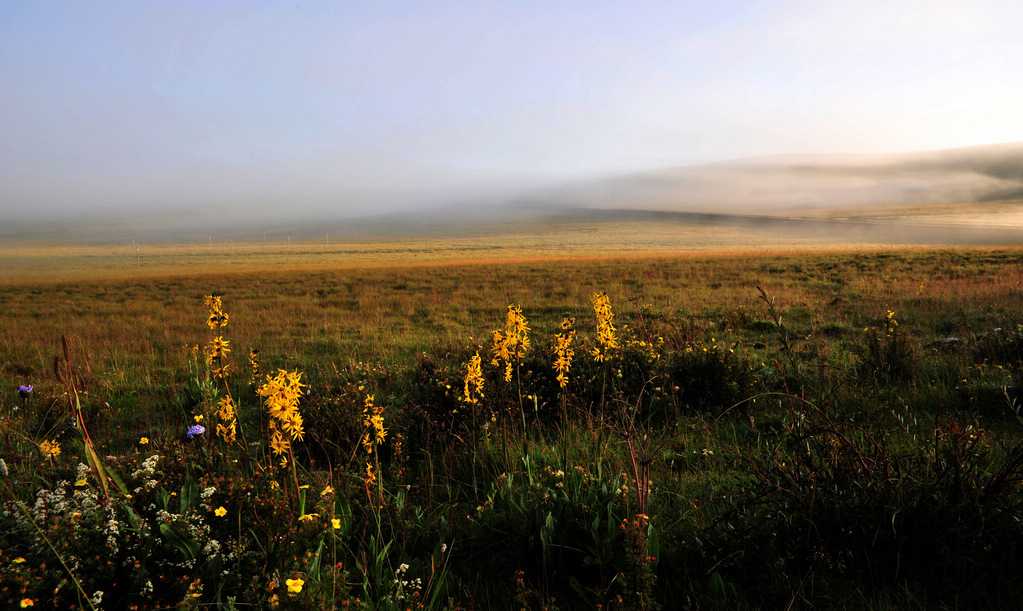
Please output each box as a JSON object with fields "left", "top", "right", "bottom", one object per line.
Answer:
{"left": 187, "top": 424, "right": 206, "bottom": 438}
{"left": 18, "top": 385, "right": 33, "bottom": 398}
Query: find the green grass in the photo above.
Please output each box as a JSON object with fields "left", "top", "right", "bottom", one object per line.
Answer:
{"left": 3, "top": 245, "right": 1023, "bottom": 609}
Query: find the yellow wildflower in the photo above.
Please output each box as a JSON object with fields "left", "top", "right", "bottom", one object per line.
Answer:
{"left": 39, "top": 440, "right": 60, "bottom": 459}
{"left": 21, "top": 599, "right": 34, "bottom": 608}
{"left": 461, "top": 350, "right": 485, "bottom": 407}
{"left": 491, "top": 305, "right": 530, "bottom": 382}
{"left": 591, "top": 292, "right": 619, "bottom": 362}
{"left": 249, "top": 347, "right": 260, "bottom": 381}
{"left": 332, "top": 518, "right": 341, "bottom": 530}
{"left": 286, "top": 577, "right": 304, "bottom": 594}
{"left": 361, "top": 394, "right": 386, "bottom": 455}
{"left": 215, "top": 506, "right": 227, "bottom": 517}
{"left": 139, "top": 436, "right": 149, "bottom": 445}
{"left": 552, "top": 317, "right": 576, "bottom": 389}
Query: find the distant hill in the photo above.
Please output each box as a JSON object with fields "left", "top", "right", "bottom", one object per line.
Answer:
{"left": 537, "top": 141, "right": 1023, "bottom": 216}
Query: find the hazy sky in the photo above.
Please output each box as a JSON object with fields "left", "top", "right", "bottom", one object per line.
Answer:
{"left": 2, "top": 0, "right": 1022, "bottom": 221}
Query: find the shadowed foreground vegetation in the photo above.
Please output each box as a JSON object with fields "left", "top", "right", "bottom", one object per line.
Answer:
{"left": 3, "top": 247, "right": 1023, "bottom": 609}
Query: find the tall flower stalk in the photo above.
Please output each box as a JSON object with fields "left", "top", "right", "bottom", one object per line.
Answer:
{"left": 362, "top": 394, "right": 386, "bottom": 508}
{"left": 552, "top": 317, "right": 576, "bottom": 426}
{"left": 591, "top": 292, "right": 619, "bottom": 414}
{"left": 257, "top": 369, "right": 306, "bottom": 499}
{"left": 203, "top": 295, "right": 248, "bottom": 451}
{"left": 491, "top": 304, "right": 530, "bottom": 421}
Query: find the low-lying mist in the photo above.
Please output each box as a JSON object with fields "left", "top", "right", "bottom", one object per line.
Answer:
{"left": 5, "top": 141, "right": 1023, "bottom": 244}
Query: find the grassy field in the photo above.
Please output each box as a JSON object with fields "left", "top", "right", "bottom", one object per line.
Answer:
{"left": 3, "top": 234, "right": 1023, "bottom": 609}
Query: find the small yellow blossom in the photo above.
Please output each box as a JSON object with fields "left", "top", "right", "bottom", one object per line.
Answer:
{"left": 321, "top": 486, "right": 334, "bottom": 496}
{"left": 332, "top": 518, "right": 341, "bottom": 530}
{"left": 139, "top": 436, "right": 149, "bottom": 445}
{"left": 286, "top": 577, "right": 305, "bottom": 593}
{"left": 297, "top": 513, "right": 319, "bottom": 522}
{"left": 194, "top": 414, "right": 204, "bottom": 422}
{"left": 39, "top": 439, "right": 61, "bottom": 459}
{"left": 75, "top": 479, "right": 87, "bottom": 487}
{"left": 21, "top": 599, "right": 34, "bottom": 608}
{"left": 215, "top": 506, "right": 227, "bottom": 517}
{"left": 13, "top": 557, "right": 26, "bottom": 563}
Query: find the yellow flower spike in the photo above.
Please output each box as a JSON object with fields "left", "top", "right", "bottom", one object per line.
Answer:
{"left": 461, "top": 351, "right": 485, "bottom": 407}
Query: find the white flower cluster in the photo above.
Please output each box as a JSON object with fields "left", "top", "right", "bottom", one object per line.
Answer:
{"left": 131, "top": 454, "right": 161, "bottom": 493}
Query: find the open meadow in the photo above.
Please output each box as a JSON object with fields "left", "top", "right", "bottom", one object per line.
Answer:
{"left": 4, "top": 223, "right": 1023, "bottom": 609}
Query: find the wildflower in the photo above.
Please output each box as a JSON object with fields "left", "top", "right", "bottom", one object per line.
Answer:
{"left": 205, "top": 294, "right": 228, "bottom": 329}
{"left": 297, "top": 513, "right": 319, "bottom": 522}
{"left": 361, "top": 394, "right": 386, "bottom": 455}
{"left": 332, "top": 518, "right": 341, "bottom": 530}
{"left": 886, "top": 309, "right": 899, "bottom": 335}
{"left": 286, "top": 577, "right": 304, "bottom": 594}
{"left": 491, "top": 305, "right": 530, "bottom": 382}
{"left": 205, "top": 336, "right": 231, "bottom": 363}
{"left": 321, "top": 486, "right": 334, "bottom": 496}
{"left": 215, "top": 396, "right": 237, "bottom": 443}
{"left": 591, "top": 292, "right": 619, "bottom": 362}
{"left": 20, "top": 599, "right": 34, "bottom": 608}
{"left": 552, "top": 317, "right": 576, "bottom": 389}
{"left": 194, "top": 414, "right": 204, "bottom": 422}
{"left": 13, "top": 557, "right": 26, "bottom": 563}
{"left": 365, "top": 463, "right": 377, "bottom": 486}
{"left": 258, "top": 369, "right": 306, "bottom": 463}
{"left": 249, "top": 348, "right": 260, "bottom": 381}
{"left": 17, "top": 384, "right": 33, "bottom": 398}
{"left": 39, "top": 439, "right": 61, "bottom": 459}
{"left": 269, "top": 432, "right": 290, "bottom": 456}
{"left": 215, "top": 506, "right": 227, "bottom": 517}
{"left": 187, "top": 424, "right": 206, "bottom": 438}
{"left": 461, "top": 351, "right": 485, "bottom": 407}
{"left": 139, "top": 437, "right": 149, "bottom": 445}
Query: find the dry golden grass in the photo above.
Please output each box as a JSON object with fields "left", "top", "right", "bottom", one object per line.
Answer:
{"left": 0, "top": 220, "right": 927, "bottom": 285}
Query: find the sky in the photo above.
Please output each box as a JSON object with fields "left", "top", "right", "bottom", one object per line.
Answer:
{"left": 2, "top": 0, "right": 1022, "bottom": 222}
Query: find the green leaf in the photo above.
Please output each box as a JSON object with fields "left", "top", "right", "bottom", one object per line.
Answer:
{"left": 160, "top": 522, "right": 199, "bottom": 561}
{"left": 307, "top": 539, "right": 324, "bottom": 581}
{"left": 179, "top": 477, "right": 198, "bottom": 514}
